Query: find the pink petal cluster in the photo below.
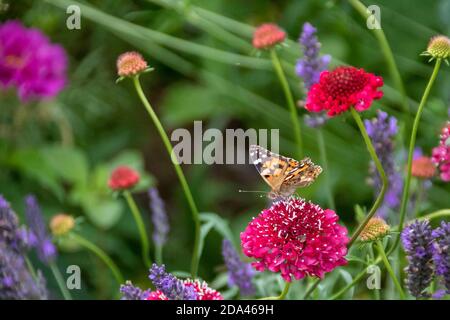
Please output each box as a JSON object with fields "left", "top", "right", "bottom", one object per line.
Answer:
{"left": 240, "top": 197, "right": 349, "bottom": 282}
{"left": 305, "top": 66, "right": 383, "bottom": 116}
{"left": 252, "top": 23, "right": 286, "bottom": 49}
{"left": 0, "top": 20, "right": 67, "bottom": 102}
{"left": 146, "top": 280, "right": 223, "bottom": 300}
{"left": 432, "top": 122, "right": 450, "bottom": 181}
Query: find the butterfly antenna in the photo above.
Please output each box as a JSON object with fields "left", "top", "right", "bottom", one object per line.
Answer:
{"left": 238, "top": 189, "right": 267, "bottom": 198}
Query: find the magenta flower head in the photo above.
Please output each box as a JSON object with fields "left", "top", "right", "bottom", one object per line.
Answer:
{"left": 432, "top": 122, "right": 450, "bottom": 182}
{"left": 240, "top": 197, "right": 349, "bottom": 282}
{"left": 305, "top": 66, "right": 383, "bottom": 116}
{"left": 0, "top": 20, "right": 67, "bottom": 102}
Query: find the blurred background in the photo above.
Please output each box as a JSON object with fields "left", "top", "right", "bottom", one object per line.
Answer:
{"left": 1, "top": 0, "right": 449, "bottom": 299}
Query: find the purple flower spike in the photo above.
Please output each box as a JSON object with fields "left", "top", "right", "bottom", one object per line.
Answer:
{"left": 120, "top": 281, "right": 150, "bottom": 300}
{"left": 0, "top": 20, "right": 68, "bottom": 102}
{"left": 149, "top": 264, "right": 197, "bottom": 300}
{"left": 401, "top": 220, "right": 434, "bottom": 298}
{"left": 0, "top": 195, "right": 48, "bottom": 300}
{"left": 148, "top": 188, "right": 169, "bottom": 247}
{"left": 364, "top": 110, "right": 403, "bottom": 219}
{"left": 222, "top": 239, "right": 255, "bottom": 296}
{"left": 0, "top": 247, "right": 48, "bottom": 300}
{"left": 296, "top": 22, "right": 331, "bottom": 90}
{"left": 432, "top": 221, "right": 450, "bottom": 294}
{"left": 24, "top": 195, "right": 57, "bottom": 264}
{"left": 297, "top": 22, "right": 331, "bottom": 129}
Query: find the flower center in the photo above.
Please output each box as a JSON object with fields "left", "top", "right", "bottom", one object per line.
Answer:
{"left": 322, "top": 66, "right": 368, "bottom": 98}
{"left": 5, "top": 55, "right": 26, "bottom": 68}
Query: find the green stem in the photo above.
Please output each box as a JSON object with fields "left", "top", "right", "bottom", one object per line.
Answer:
{"left": 369, "top": 245, "right": 380, "bottom": 300}
{"left": 132, "top": 76, "right": 201, "bottom": 278}
{"left": 388, "top": 58, "right": 442, "bottom": 256}
{"left": 123, "top": 190, "right": 152, "bottom": 268}
{"left": 25, "top": 255, "right": 38, "bottom": 280}
{"left": 375, "top": 240, "right": 406, "bottom": 299}
{"left": 270, "top": 49, "right": 303, "bottom": 158}
{"left": 259, "top": 282, "right": 291, "bottom": 300}
{"left": 299, "top": 101, "right": 389, "bottom": 302}
{"left": 49, "top": 261, "right": 72, "bottom": 300}
{"left": 349, "top": 108, "right": 388, "bottom": 247}
{"left": 317, "top": 130, "right": 336, "bottom": 210}
{"left": 70, "top": 232, "right": 124, "bottom": 285}
{"left": 155, "top": 244, "right": 163, "bottom": 265}
{"left": 419, "top": 209, "right": 450, "bottom": 221}
{"left": 302, "top": 279, "right": 320, "bottom": 299}
{"left": 348, "top": 0, "right": 409, "bottom": 115}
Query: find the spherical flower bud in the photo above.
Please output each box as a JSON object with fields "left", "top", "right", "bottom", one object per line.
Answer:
{"left": 252, "top": 23, "right": 286, "bottom": 49}
{"left": 305, "top": 66, "right": 383, "bottom": 116}
{"left": 116, "top": 51, "right": 149, "bottom": 77}
{"left": 411, "top": 156, "right": 436, "bottom": 179}
{"left": 240, "top": 197, "right": 349, "bottom": 282}
{"left": 108, "top": 166, "right": 140, "bottom": 191}
{"left": 49, "top": 214, "right": 75, "bottom": 236}
{"left": 424, "top": 35, "right": 450, "bottom": 61}
{"left": 359, "top": 217, "right": 390, "bottom": 242}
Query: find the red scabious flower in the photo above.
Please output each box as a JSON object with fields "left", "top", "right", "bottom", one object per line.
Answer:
{"left": 305, "top": 66, "right": 383, "bottom": 116}
{"left": 411, "top": 156, "right": 436, "bottom": 179}
{"left": 108, "top": 166, "right": 140, "bottom": 190}
{"left": 252, "top": 23, "right": 286, "bottom": 49}
{"left": 432, "top": 122, "right": 450, "bottom": 182}
{"left": 240, "top": 197, "right": 349, "bottom": 282}
{"left": 145, "top": 280, "right": 223, "bottom": 300}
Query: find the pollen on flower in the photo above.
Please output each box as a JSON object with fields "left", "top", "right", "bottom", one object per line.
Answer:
{"left": 305, "top": 66, "right": 383, "bottom": 116}
{"left": 240, "top": 197, "right": 349, "bottom": 282}
{"left": 49, "top": 214, "right": 75, "bottom": 236}
{"left": 411, "top": 156, "right": 436, "bottom": 179}
{"left": 425, "top": 35, "right": 450, "bottom": 60}
{"left": 116, "top": 51, "right": 148, "bottom": 77}
{"left": 359, "top": 217, "right": 390, "bottom": 242}
{"left": 108, "top": 166, "right": 140, "bottom": 191}
{"left": 252, "top": 23, "right": 286, "bottom": 49}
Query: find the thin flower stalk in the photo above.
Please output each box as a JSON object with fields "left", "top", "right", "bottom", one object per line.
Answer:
{"left": 388, "top": 58, "right": 442, "bottom": 256}
{"left": 132, "top": 76, "right": 201, "bottom": 278}
{"left": 270, "top": 49, "right": 303, "bottom": 158}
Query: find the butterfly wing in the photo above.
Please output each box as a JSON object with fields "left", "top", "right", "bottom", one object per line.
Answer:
{"left": 249, "top": 145, "right": 292, "bottom": 192}
{"left": 280, "top": 157, "right": 323, "bottom": 195}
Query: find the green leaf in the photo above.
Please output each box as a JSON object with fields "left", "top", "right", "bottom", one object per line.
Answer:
{"left": 8, "top": 149, "right": 64, "bottom": 200}
{"left": 41, "top": 145, "right": 89, "bottom": 186}
{"left": 197, "top": 221, "right": 214, "bottom": 261}
{"left": 200, "top": 212, "right": 234, "bottom": 243}
{"left": 82, "top": 196, "right": 124, "bottom": 230}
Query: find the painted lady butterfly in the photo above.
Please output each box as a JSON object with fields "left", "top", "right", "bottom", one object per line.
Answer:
{"left": 249, "top": 145, "right": 322, "bottom": 199}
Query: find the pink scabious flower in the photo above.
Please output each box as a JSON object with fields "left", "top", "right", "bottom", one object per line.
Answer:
{"left": 252, "top": 23, "right": 286, "bottom": 49}
{"left": 240, "top": 197, "right": 349, "bottom": 282}
{"left": 184, "top": 280, "right": 223, "bottom": 300}
{"left": 145, "top": 280, "right": 223, "bottom": 300}
{"left": 305, "top": 66, "right": 383, "bottom": 116}
{"left": 108, "top": 166, "right": 140, "bottom": 191}
{"left": 432, "top": 122, "right": 450, "bottom": 182}
{"left": 0, "top": 20, "right": 67, "bottom": 102}
{"left": 116, "top": 51, "right": 148, "bottom": 77}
